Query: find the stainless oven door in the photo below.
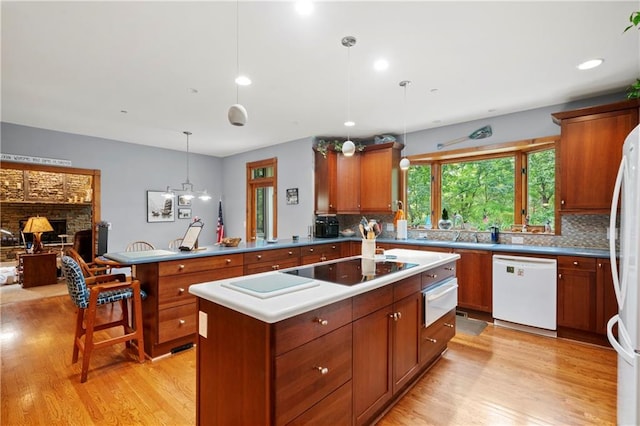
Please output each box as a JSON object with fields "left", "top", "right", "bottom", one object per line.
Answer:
{"left": 423, "top": 278, "right": 458, "bottom": 327}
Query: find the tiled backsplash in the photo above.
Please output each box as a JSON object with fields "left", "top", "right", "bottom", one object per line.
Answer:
{"left": 338, "top": 214, "right": 617, "bottom": 250}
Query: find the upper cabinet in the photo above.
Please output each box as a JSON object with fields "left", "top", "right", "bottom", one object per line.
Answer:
{"left": 552, "top": 99, "right": 639, "bottom": 214}
{"left": 314, "top": 142, "right": 401, "bottom": 215}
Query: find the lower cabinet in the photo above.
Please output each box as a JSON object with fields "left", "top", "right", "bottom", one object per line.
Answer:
{"left": 421, "top": 310, "right": 456, "bottom": 365}
{"left": 300, "top": 242, "right": 345, "bottom": 265}
{"left": 453, "top": 249, "right": 492, "bottom": 313}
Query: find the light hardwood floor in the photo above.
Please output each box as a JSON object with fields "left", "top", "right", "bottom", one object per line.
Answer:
{"left": 1, "top": 294, "right": 616, "bottom": 425}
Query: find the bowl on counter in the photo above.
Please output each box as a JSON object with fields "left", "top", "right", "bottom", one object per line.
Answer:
{"left": 340, "top": 229, "right": 356, "bottom": 237}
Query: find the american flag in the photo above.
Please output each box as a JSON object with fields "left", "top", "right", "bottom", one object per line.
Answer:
{"left": 216, "top": 199, "right": 224, "bottom": 243}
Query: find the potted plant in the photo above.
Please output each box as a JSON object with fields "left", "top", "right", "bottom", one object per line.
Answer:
{"left": 438, "top": 208, "right": 453, "bottom": 230}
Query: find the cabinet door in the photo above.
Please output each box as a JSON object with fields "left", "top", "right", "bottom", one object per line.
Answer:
{"left": 454, "top": 249, "right": 492, "bottom": 312}
{"left": 557, "top": 268, "right": 597, "bottom": 331}
{"left": 360, "top": 146, "right": 399, "bottom": 213}
{"left": 315, "top": 150, "right": 337, "bottom": 214}
{"left": 558, "top": 108, "right": 638, "bottom": 211}
{"left": 392, "top": 292, "right": 421, "bottom": 393}
{"left": 596, "top": 258, "right": 619, "bottom": 335}
{"left": 353, "top": 306, "right": 392, "bottom": 426}
{"left": 336, "top": 152, "right": 361, "bottom": 213}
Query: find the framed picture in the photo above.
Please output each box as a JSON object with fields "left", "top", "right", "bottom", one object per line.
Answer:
{"left": 178, "top": 208, "right": 192, "bottom": 219}
{"left": 178, "top": 195, "right": 192, "bottom": 206}
{"left": 286, "top": 188, "right": 299, "bottom": 205}
{"left": 147, "top": 190, "right": 175, "bottom": 222}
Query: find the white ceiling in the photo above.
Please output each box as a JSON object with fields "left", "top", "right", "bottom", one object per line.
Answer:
{"left": 2, "top": 1, "right": 639, "bottom": 157}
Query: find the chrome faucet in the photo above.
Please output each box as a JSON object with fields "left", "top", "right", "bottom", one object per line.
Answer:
{"left": 472, "top": 232, "right": 478, "bottom": 243}
{"left": 452, "top": 231, "right": 461, "bottom": 242}
{"left": 453, "top": 213, "right": 464, "bottom": 229}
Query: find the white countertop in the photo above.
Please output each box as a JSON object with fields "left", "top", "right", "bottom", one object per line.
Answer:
{"left": 188, "top": 248, "right": 460, "bottom": 323}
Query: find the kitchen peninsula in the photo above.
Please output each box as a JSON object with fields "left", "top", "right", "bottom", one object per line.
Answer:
{"left": 188, "top": 248, "right": 460, "bottom": 425}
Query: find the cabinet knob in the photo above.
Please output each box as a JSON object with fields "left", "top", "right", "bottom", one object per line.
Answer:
{"left": 179, "top": 319, "right": 186, "bottom": 325}
{"left": 426, "top": 274, "right": 437, "bottom": 279}
{"left": 315, "top": 366, "right": 329, "bottom": 375}
{"left": 256, "top": 255, "right": 262, "bottom": 260}
{"left": 178, "top": 288, "right": 185, "bottom": 294}
{"left": 425, "top": 337, "right": 437, "bottom": 343}
{"left": 320, "top": 256, "right": 327, "bottom": 261}
{"left": 389, "top": 312, "right": 402, "bottom": 321}
{"left": 444, "top": 322, "right": 454, "bottom": 328}
{"left": 309, "top": 248, "right": 314, "bottom": 252}
{"left": 598, "top": 263, "right": 602, "bottom": 268}
{"left": 559, "top": 273, "right": 562, "bottom": 279}
{"left": 178, "top": 264, "right": 185, "bottom": 270}
{"left": 444, "top": 267, "right": 454, "bottom": 271}
{"left": 561, "top": 200, "right": 565, "bottom": 205}
{"left": 226, "top": 258, "right": 232, "bottom": 264}
{"left": 272, "top": 265, "right": 280, "bottom": 270}
{"left": 573, "top": 261, "right": 579, "bottom": 266}
{"left": 331, "top": 245, "right": 336, "bottom": 249}
{"left": 288, "top": 251, "right": 293, "bottom": 255}
{"left": 315, "top": 318, "right": 329, "bottom": 326}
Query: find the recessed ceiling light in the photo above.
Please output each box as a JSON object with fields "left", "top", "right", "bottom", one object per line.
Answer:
{"left": 373, "top": 59, "right": 389, "bottom": 71}
{"left": 344, "top": 121, "right": 355, "bottom": 127}
{"left": 235, "top": 75, "right": 252, "bottom": 86}
{"left": 295, "top": 1, "right": 313, "bottom": 16}
{"left": 120, "top": 110, "right": 128, "bottom": 114}
{"left": 577, "top": 58, "right": 604, "bottom": 70}
{"left": 430, "top": 88, "right": 439, "bottom": 93}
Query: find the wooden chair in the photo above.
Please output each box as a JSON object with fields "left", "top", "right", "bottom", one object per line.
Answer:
{"left": 61, "top": 256, "right": 145, "bottom": 383}
{"left": 65, "top": 247, "right": 109, "bottom": 279}
{"left": 168, "top": 238, "right": 183, "bottom": 250}
{"left": 125, "top": 241, "right": 155, "bottom": 252}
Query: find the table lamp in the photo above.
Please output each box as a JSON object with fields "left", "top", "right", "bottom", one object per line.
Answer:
{"left": 23, "top": 216, "right": 53, "bottom": 253}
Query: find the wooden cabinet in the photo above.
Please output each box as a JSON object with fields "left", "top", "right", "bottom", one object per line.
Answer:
{"left": 421, "top": 310, "right": 456, "bottom": 365}
{"left": 136, "top": 254, "right": 244, "bottom": 358}
{"left": 596, "top": 258, "right": 619, "bottom": 335}
{"left": 552, "top": 99, "right": 639, "bottom": 214}
{"left": 18, "top": 252, "right": 57, "bottom": 288}
{"left": 360, "top": 143, "right": 401, "bottom": 214}
{"left": 352, "top": 275, "right": 422, "bottom": 425}
{"left": 314, "top": 142, "right": 402, "bottom": 214}
{"left": 243, "top": 247, "right": 300, "bottom": 274}
{"left": 454, "top": 249, "right": 492, "bottom": 312}
{"left": 300, "top": 242, "right": 345, "bottom": 265}
{"left": 557, "top": 256, "right": 597, "bottom": 331}
{"left": 336, "top": 152, "right": 361, "bottom": 213}
{"left": 314, "top": 150, "right": 337, "bottom": 214}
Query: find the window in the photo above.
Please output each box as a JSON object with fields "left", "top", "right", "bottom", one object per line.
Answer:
{"left": 406, "top": 137, "right": 557, "bottom": 231}
{"left": 246, "top": 158, "right": 277, "bottom": 242}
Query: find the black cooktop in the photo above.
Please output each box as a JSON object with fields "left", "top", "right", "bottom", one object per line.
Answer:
{"left": 282, "top": 258, "right": 418, "bottom": 286}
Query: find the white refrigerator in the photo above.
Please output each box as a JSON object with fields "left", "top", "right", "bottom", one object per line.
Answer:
{"left": 608, "top": 124, "right": 640, "bottom": 426}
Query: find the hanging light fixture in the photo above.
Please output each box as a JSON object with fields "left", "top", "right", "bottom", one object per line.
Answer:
{"left": 399, "top": 80, "right": 411, "bottom": 171}
{"left": 341, "top": 35, "right": 356, "bottom": 157}
{"left": 228, "top": 0, "right": 249, "bottom": 126}
{"left": 163, "top": 131, "right": 212, "bottom": 201}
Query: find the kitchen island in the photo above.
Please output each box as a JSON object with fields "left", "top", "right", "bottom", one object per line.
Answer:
{"left": 188, "top": 248, "right": 459, "bottom": 425}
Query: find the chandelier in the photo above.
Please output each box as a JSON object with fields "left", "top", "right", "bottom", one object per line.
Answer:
{"left": 163, "top": 131, "right": 211, "bottom": 201}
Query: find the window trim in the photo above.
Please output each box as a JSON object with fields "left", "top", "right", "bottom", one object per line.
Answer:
{"left": 406, "top": 135, "right": 558, "bottom": 231}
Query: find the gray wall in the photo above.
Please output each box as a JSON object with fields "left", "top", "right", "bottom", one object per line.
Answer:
{"left": 0, "top": 91, "right": 627, "bottom": 252}
{"left": 1, "top": 123, "right": 223, "bottom": 251}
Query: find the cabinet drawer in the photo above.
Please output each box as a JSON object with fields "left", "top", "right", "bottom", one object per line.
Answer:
{"left": 244, "top": 257, "right": 300, "bottom": 274}
{"left": 557, "top": 256, "right": 596, "bottom": 272}
{"left": 287, "top": 380, "right": 352, "bottom": 426}
{"left": 158, "top": 267, "right": 243, "bottom": 309}
{"left": 243, "top": 247, "right": 300, "bottom": 264}
{"left": 353, "top": 285, "right": 393, "bottom": 320}
{"left": 275, "top": 298, "right": 352, "bottom": 355}
{"left": 422, "top": 261, "right": 456, "bottom": 289}
{"left": 275, "top": 324, "right": 353, "bottom": 426}
{"left": 300, "top": 251, "right": 342, "bottom": 265}
{"left": 158, "top": 302, "right": 197, "bottom": 343}
{"left": 394, "top": 275, "right": 421, "bottom": 301}
{"left": 420, "top": 310, "right": 456, "bottom": 365}
{"left": 301, "top": 243, "right": 342, "bottom": 256}
{"left": 158, "top": 254, "right": 243, "bottom": 276}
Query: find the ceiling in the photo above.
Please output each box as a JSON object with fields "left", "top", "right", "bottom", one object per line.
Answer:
{"left": 2, "top": 1, "right": 639, "bottom": 157}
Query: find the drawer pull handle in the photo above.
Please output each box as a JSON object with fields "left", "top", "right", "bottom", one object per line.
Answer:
{"left": 315, "top": 318, "right": 328, "bottom": 326}
{"left": 320, "top": 256, "right": 327, "bottom": 261}
{"left": 425, "top": 337, "right": 437, "bottom": 343}
{"left": 272, "top": 265, "right": 279, "bottom": 270}
{"left": 389, "top": 312, "right": 402, "bottom": 321}
{"left": 426, "top": 274, "right": 437, "bottom": 278}
{"left": 444, "top": 267, "right": 454, "bottom": 271}
{"left": 444, "top": 322, "right": 454, "bottom": 328}
{"left": 178, "top": 264, "right": 185, "bottom": 270}
{"left": 315, "top": 366, "right": 329, "bottom": 375}
{"left": 332, "top": 245, "right": 336, "bottom": 249}
{"left": 256, "top": 255, "right": 262, "bottom": 260}
{"left": 179, "top": 319, "right": 186, "bottom": 325}
{"left": 225, "top": 259, "right": 232, "bottom": 264}
{"left": 288, "top": 251, "right": 293, "bottom": 255}
{"left": 178, "top": 288, "right": 185, "bottom": 294}
{"left": 573, "top": 261, "right": 579, "bottom": 266}
{"left": 309, "top": 248, "right": 314, "bottom": 252}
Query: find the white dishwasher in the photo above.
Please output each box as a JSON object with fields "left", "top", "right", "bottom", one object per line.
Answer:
{"left": 492, "top": 255, "right": 557, "bottom": 336}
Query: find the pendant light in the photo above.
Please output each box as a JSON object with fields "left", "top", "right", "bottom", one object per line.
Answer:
{"left": 228, "top": 0, "right": 249, "bottom": 126}
{"left": 163, "top": 131, "right": 212, "bottom": 201}
{"left": 399, "top": 80, "right": 411, "bottom": 171}
{"left": 341, "top": 36, "right": 356, "bottom": 157}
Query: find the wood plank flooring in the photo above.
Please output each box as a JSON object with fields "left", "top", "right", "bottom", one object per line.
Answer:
{"left": 1, "top": 295, "right": 616, "bottom": 425}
